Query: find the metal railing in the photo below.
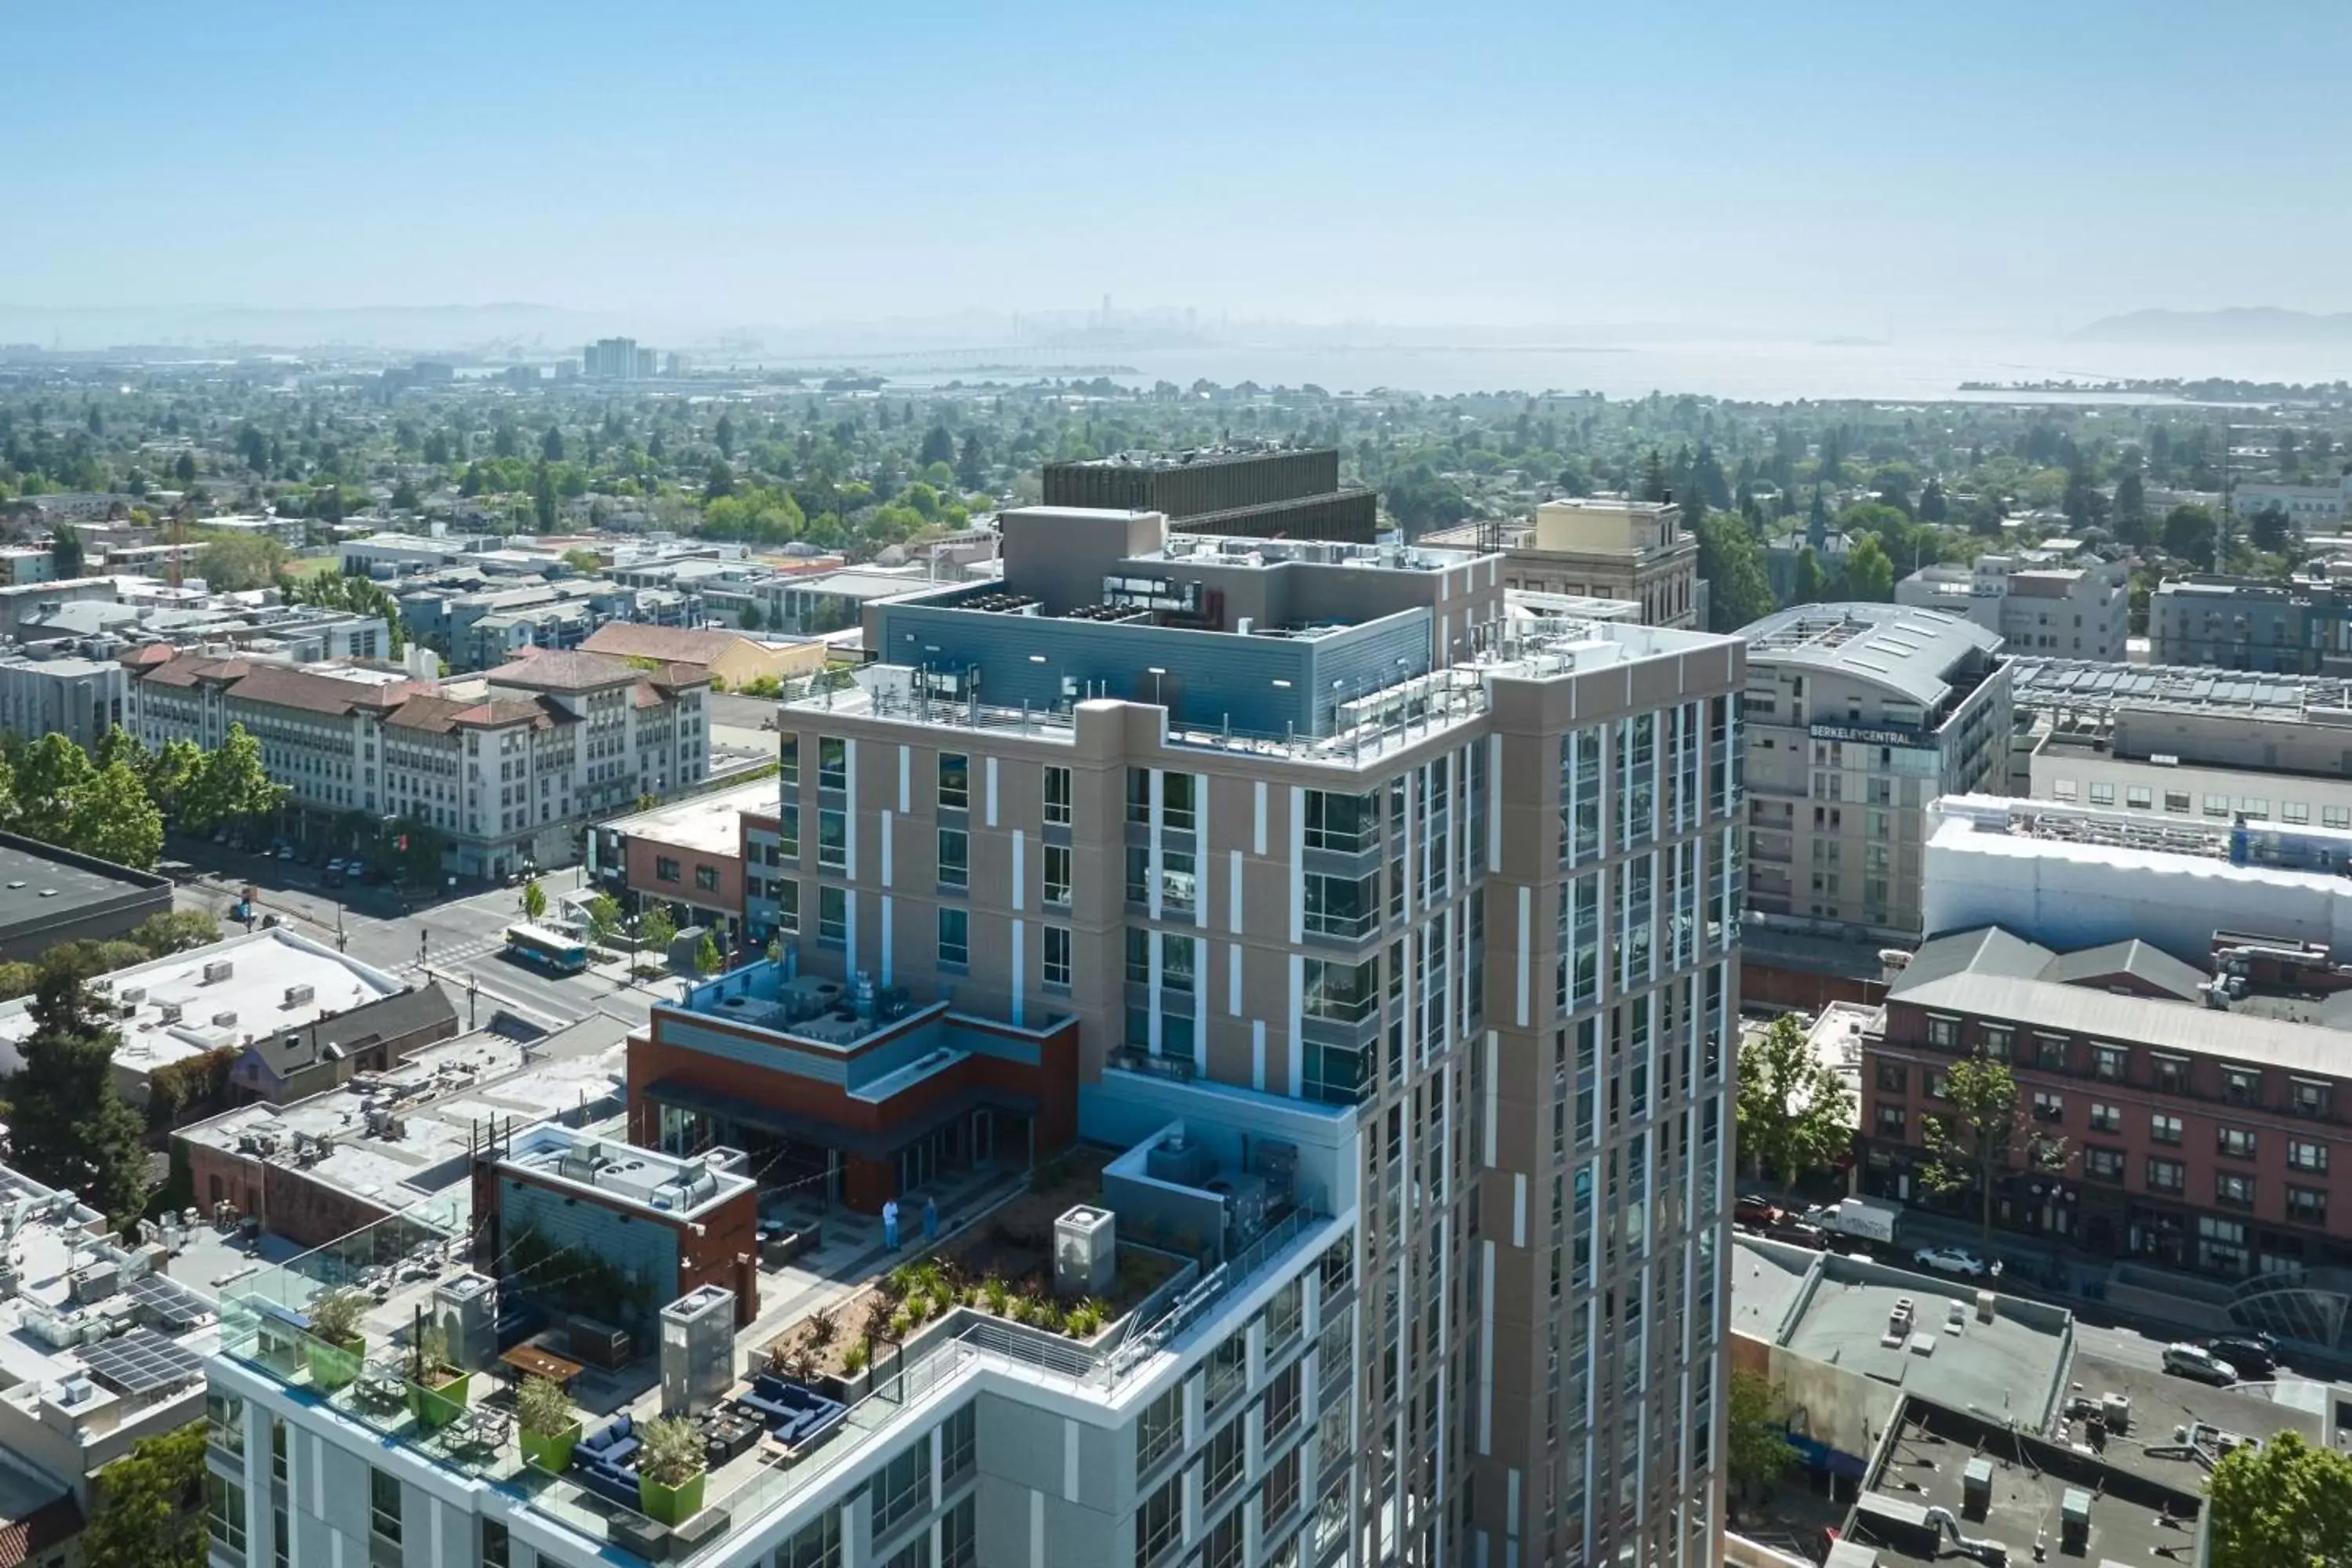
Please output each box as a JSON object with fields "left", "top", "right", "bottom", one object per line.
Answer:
{"left": 1110, "top": 1209, "right": 1323, "bottom": 1384}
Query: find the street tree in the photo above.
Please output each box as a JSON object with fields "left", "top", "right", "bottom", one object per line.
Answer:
{"left": 1725, "top": 1370, "right": 1798, "bottom": 1504}
{"left": 1693, "top": 513, "right": 1773, "bottom": 630}
{"left": 1918, "top": 1052, "right": 2068, "bottom": 1254}
{"left": 129, "top": 910, "right": 221, "bottom": 956}
{"left": 1792, "top": 545, "right": 1826, "bottom": 604}
{"left": 83, "top": 1425, "right": 207, "bottom": 1568}
{"left": 695, "top": 932, "right": 723, "bottom": 976}
{"left": 144, "top": 738, "right": 205, "bottom": 821}
{"left": 183, "top": 724, "right": 286, "bottom": 833}
{"left": 1836, "top": 535, "right": 1896, "bottom": 601}
{"left": 2161, "top": 504, "right": 2218, "bottom": 569}
{"left": 2206, "top": 1429, "right": 2352, "bottom": 1568}
{"left": 69, "top": 759, "right": 164, "bottom": 869}
{"left": 640, "top": 906, "right": 677, "bottom": 959}
{"left": 584, "top": 894, "right": 622, "bottom": 947}
{"left": 521, "top": 878, "right": 547, "bottom": 922}
{"left": 5, "top": 953, "right": 150, "bottom": 1224}
{"left": 49, "top": 524, "right": 83, "bottom": 579}
{"left": 1735, "top": 1014, "right": 1855, "bottom": 1185}
{"left": 14, "top": 732, "right": 93, "bottom": 844}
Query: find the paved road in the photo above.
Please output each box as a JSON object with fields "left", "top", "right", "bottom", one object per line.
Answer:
{"left": 166, "top": 845, "right": 663, "bottom": 1035}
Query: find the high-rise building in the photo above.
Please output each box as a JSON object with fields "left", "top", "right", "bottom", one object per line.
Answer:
{"left": 753, "top": 507, "right": 1745, "bottom": 1566}
{"left": 201, "top": 507, "right": 1744, "bottom": 1568}
{"left": 583, "top": 337, "right": 657, "bottom": 380}
{"left": 1043, "top": 448, "right": 1379, "bottom": 543}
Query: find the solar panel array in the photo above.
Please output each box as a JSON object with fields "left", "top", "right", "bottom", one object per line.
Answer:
{"left": 126, "top": 1272, "right": 212, "bottom": 1334}
{"left": 80, "top": 1328, "right": 202, "bottom": 1397}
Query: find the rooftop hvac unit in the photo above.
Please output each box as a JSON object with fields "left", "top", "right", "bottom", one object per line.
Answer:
{"left": 201, "top": 960, "right": 234, "bottom": 984}
{"left": 158, "top": 1002, "right": 182, "bottom": 1024}
{"left": 211, "top": 1011, "right": 238, "bottom": 1029}
{"left": 1054, "top": 1205, "right": 1117, "bottom": 1299}
{"left": 659, "top": 1285, "right": 736, "bottom": 1417}
{"left": 283, "top": 984, "right": 315, "bottom": 1007}
{"left": 118, "top": 985, "right": 145, "bottom": 1005}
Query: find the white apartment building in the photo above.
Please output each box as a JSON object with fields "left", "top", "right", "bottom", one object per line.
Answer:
{"left": 128, "top": 647, "right": 710, "bottom": 878}
{"left": 2230, "top": 474, "right": 2352, "bottom": 528}
{"left": 0, "top": 654, "right": 125, "bottom": 751}
{"left": 1894, "top": 547, "right": 2129, "bottom": 662}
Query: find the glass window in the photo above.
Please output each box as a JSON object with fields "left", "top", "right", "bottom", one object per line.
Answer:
{"left": 1203, "top": 1413, "right": 1246, "bottom": 1503}
{"left": 942, "top": 1402, "right": 975, "bottom": 1484}
{"left": 1261, "top": 1445, "right": 1301, "bottom": 1532}
{"left": 1263, "top": 1358, "right": 1301, "bottom": 1436}
{"left": 777, "top": 1512, "right": 842, "bottom": 1568}
{"left": 779, "top": 733, "right": 799, "bottom": 789}
{"left": 940, "top": 1494, "right": 976, "bottom": 1568}
{"left": 481, "top": 1520, "right": 510, "bottom": 1568}
{"left": 2085, "top": 1146, "right": 2124, "bottom": 1181}
{"left": 2147, "top": 1156, "right": 2185, "bottom": 1192}
{"left": 2219, "top": 1127, "right": 2257, "bottom": 1160}
{"left": 1163, "top": 773, "right": 1196, "bottom": 833}
{"left": 1136, "top": 1471, "right": 1183, "bottom": 1568}
{"left": 1127, "top": 768, "right": 1152, "bottom": 826}
{"left": 1044, "top": 765, "right": 1072, "bottom": 826}
{"left": 369, "top": 1468, "right": 401, "bottom": 1545}
{"left": 938, "top": 827, "right": 968, "bottom": 889}
{"left": 2089, "top": 1103, "right": 2121, "bottom": 1134}
{"left": 1125, "top": 844, "right": 1149, "bottom": 906}
{"left": 1043, "top": 925, "right": 1073, "bottom": 988}
{"left": 818, "top": 736, "right": 846, "bottom": 790}
{"left": 872, "top": 1439, "right": 931, "bottom": 1538}
{"left": 938, "top": 908, "right": 969, "bottom": 967}
{"left": 695, "top": 864, "right": 720, "bottom": 892}
{"left": 1303, "top": 788, "right": 1378, "bottom": 851}
{"left": 818, "top": 885, "right": 847, "bottom": 943}
{"left": 2126, "top": 785, "right": 2151, "bottom": 810}
{"left": 2289, "top": 1186, "right": 2328, "bottom": 1225}
{"left": 1161, "top": 932, "right": 1196, "bottom": 993}
{"left": 1126, "top": 927, "right": 1152, "bottom": 985}
{"left": 938, "top": 752, "right": 969, "bottom": 811}
{"left": 1302, "top": 956, "right": 1377, "bottom": 1022}
{"left": 2290, "top": 1140, "right": 2329, "bottom": 1172}
{"left": 209, "top": 1474, "right": 247, "bottom": 1557}
{"left": 1304, "top": 870, "right": 1378, "bottom": 938}
{"left": 2217, "top": 1171, "right": 2256, "bottom": 1208}
{"left": 2151, "top": 1112, "right": 2183, "bottom": 1145}
{"left": 1044, "top": 843, "right": 1072, "bottom": 905}
{"left": 1137, "top": 1384, "right": 1183, "bottom": 1473}
{"left": 818, "top": 809, "right": 848, "bottom": 870}
{"left": 778, "top": 804, "right": 800, "bottom": 858}
{"left": 1206, "top": 1328, "right": 1247, "bottom": 1410}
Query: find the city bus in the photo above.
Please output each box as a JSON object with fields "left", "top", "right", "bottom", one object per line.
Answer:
{"left": 504, "top": 923, "right": 590, "bottom": 975}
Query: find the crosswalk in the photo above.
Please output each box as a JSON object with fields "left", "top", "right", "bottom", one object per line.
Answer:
{"left": 416, "top": 934, "right": 508, "bottom": 967}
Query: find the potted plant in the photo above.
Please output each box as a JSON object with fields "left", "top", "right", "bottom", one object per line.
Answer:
{"left": 405, "top": 1324, "right": 472, "bottom": 1430}
{"left": 305, "top": 1288, "right": 368, "bottom": 1391}
{"left": 636, "top": 1415, "right": 706, "bottom": 1526}
{"left": 516, "top": 1375, "right": 580, "bottom": 1473}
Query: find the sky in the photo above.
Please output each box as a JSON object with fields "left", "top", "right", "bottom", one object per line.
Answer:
{"left": 8, "top": 0, "right": 2350, "bottom": 340}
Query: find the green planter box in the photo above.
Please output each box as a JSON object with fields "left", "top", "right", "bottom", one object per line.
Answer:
{"left": 307, "top": 1337, "right": 364, "bottom": 1391}
{"left": 408, "top": 1370, "right": 472, "bottom": 1430}
{"left": 637, "top": 1470, "right": 706, "bottom": 1527}
{"left": 519, "top": 1420, "right": 581, "bottom": 1474}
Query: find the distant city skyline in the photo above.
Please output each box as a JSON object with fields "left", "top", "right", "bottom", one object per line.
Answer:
{"left": 10, "top": 0, "right": 2349, "bottom": 340}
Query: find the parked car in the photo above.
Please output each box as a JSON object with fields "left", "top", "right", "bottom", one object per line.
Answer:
{"left": 1911, "top": 1246, "right": 1992, "bottom": 1278}
{"left": 2205, "top": 1335, "right": 2278, "bottom": 1377}
{"left": 1735, "top": 1194, "right": 1784, "bottom": 1228}
{"left": 2162, "top": 1343, "right": 2238, "bottom": 1385}
{"left": 1766, "top": 1219, "right": 1830, "bottom": 1250}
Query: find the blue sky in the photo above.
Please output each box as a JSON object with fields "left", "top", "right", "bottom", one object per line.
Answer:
{"left": 9, "top": 0, "right": 2349, "bottom": 334}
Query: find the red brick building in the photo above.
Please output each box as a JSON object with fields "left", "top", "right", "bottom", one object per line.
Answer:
{"left": 1863, "top": 927, "right": 2352, "bottom": 1279}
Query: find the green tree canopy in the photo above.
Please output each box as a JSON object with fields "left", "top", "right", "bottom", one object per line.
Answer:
{"left": 181, "top": 723, "right": 287, "bottom": 832}
{"left": 521, "top": 878, "right": 547, "bottom": 921}
{"left": 70, "top": 759, "right": 164, "bottom": 870}
{"left": 640, "top": 906, "right": 677, "bottom": 955}
{"left": 194, "top": 532, "right": 285, "bottom": 591}
{"left": 1735, "top": 1015, "right": 1856, "bottom": 1185}
{"left": 2207, "top": 1429, "right": 2352, "bottom": 1568}
{"left": 84, "top": 1424, "right": 207, "bottom": 1568}
{"left": 2161, "top": 504, "right": 2218, "bottom": 569}
{"left": 1920, "top": 1052, "right": 2069, "bottom": 1253}
{"left": 1693, "top": 512, "right": 1773, "bottom": 630}
{"left": 130, "top": 910, "right": 220, "bottom": 957}
{"left": 695, "top": 931, "right": 723, "bottom": 975}
{"left": 1726, "top": 1370, "right": 1798, "bottom": 1503}
{"left": 1836, "top": 535, "right": 1896, "bottom": 601}
{"left": 5, "top": 953, "right": 150, "bottom": 1224}
{"left": 585, "top": 893, "right": 622, "bottom": 946}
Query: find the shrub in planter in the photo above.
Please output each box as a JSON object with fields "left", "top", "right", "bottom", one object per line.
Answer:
{"left": 305, "top": 1289, "right": 368, "bottom": 1391}
{"left": 406, "top": 1325, "right": 471, "bottom": 1430}
{"left": 636, "top": 1416, "right": 706, "bottom": 1526}
{"left": 516, "top": 1376, "right": 580, "bottom": 1473}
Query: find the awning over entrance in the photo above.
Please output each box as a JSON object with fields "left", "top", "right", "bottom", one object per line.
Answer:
{"left": 641, "top": 1078, "right": 1040, "bottom": 1162}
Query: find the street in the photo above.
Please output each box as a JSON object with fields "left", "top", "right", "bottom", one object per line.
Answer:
{"left": 164, "top": 841, "right": 672, "bottom": 1036}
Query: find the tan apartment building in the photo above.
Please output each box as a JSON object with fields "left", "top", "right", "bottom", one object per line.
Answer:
{"left": 1428, "top": 496, "right": 1701, "bottom": 628}
{"left": 746, "top": 506, "right": 1745, "bottom": 1568}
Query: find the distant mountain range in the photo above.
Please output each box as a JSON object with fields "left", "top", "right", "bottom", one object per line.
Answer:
{"left": 2074, "top": 307, "right": 2352, "bottom": 343}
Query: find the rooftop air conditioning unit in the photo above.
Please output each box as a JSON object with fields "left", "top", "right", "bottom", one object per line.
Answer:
{"left": 201, "top": 960, "right": 234, "bottom": 984}
{"left": 283, "top": 985, "right": 314, "bottom": 1007}
{"left": 118, "top": 985, "right": 144, "bottom": 1005}
{"left": 211, "top": 1010, "right": 238, "bottom": 1029}
{"left": 158, "top": 1003, "right": 183, "bottom": 1024}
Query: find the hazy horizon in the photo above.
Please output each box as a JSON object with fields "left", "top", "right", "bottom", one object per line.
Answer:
{"left": 14, "top": 0, "right": 2352, "bottom": 347}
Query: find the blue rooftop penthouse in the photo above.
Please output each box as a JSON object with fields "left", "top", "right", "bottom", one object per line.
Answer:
{"left": 860, "top": 505, "right": 1503, "bottom": 739}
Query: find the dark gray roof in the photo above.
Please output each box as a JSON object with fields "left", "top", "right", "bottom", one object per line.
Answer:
{"left": 1893, "top": 926, "right": 2053, "bottom": 991}
{"left": 0, "top": 833, "right": 170, "bottom": 932}
{"left": 2035, "top": 938, "right": 2206, "bottom": 1001}
{"left": 241, "top": 982, "right": 459, "bottom": 1078}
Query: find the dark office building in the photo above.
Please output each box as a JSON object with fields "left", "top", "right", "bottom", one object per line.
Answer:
{"left": 1042, "top": 445, "right": 1380, "bottom": 543}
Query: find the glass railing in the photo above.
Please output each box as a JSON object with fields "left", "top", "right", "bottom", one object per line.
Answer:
{"left": 1111, "top": 1209, "right": 1325, "bottom": 1384}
